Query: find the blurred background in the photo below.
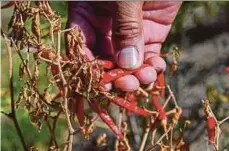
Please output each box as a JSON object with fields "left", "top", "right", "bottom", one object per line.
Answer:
{"left": 1, "top": 2, "right": 229, "bottom": 151}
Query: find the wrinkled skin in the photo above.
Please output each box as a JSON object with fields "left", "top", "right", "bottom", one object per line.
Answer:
{"left": 67, "top": 2, "right": 182, "bottom": 92}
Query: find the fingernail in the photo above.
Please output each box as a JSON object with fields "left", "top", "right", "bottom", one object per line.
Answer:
{"left": 118, "top": 46, "right": 138, "bottom": 68}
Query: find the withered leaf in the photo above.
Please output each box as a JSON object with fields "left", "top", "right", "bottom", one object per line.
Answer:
{"left": 31, "top": 13, "right": 41, "bottom": 42}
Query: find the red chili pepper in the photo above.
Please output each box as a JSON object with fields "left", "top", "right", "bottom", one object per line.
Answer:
{"left": 55, "top": 90, "right": 64, "bottom": 98}
{"left": 51, "top": 64, "right": 59, "bottom": 76}
{"left": 207, "top": 116, "right": 216, "bottom": 144}
{"left": 88, "top": 100, "right": 124, "bottom": 139}
{"left": 125, "top": 93, "right": 137, "bottom": 116}
{"left": 1, "top": 1, "right": 15, "bottom": 9}
{"left": 157, "top": 72, "right": 165, "bottom": 97}
{"left": 224, "top": 66, "right": 229, "bottom": 74}
{"left": 152, "top": 94, "right": 167, "bottom": 120}
{"left": 98, "top": 59, "right": 116, "bottom": 69}
{"left": 111, "top": 96, "right": 151, "bottom": 117}
{"left": 74, "top": 94, "right": 85, "bottom": 126}
{"left": 181, "top": 144, "right": 190, "bottom": 151}
{"left": 26, "top": 99, "right": 30, "bottom": 105}
{"left": 44, "top": 114, "right": 48, "bottom": 121}
{"left": 102, "top": 64, "right": 149, "bottom": 84}
{"left": 151, "top": 94, "right": 167, "bottom": 132}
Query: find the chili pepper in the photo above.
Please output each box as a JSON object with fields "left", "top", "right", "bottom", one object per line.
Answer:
{"left": 26, "top": 99, "right": 30, "bottom": 105}
{"left": 152, "top": 94, "right": 166, "bottom": 120}
{"left": 102, "top": 64, "right": 149, "bottom": 84}
{"left": 1, "top": 1, "right": 15, "bottom": 9}
{"left": 88, "top": 100, "right": 124, "bottom": 139}
{"left": 117, "top": 140, "right": 130, "bottom": 151}
{"left": 181, "top": 144, "right": 190, "bottom": 151}
{"left": 97, "top": 59, "right": 116, "bottom": 69}
{"left": 125, "top": 93, "right": 137, "bottom": 116}
{"left": 207, "top": 116, "right": 216, "bottom": 144}
{"left": 74, "top": 93, "right": 85, "bottom": 126}
{"left": 110, "top": 96, "right": 151, "bottom": 117}
{"left": 176, "top": 141, "right": 190, "bottom": 151}
{"left": 153, "top": 72, "right": 165, "bottom": 97}
{"left": 157, "top": 72, "right": 165, "bottom": 97}
{"left": 152, "top": 94, "right": 167, "bottom": 132}
{"left": 202, "top": 100, "right": 217, "bottom": 144}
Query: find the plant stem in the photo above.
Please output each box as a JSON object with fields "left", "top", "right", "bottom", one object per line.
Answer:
{"left": 2, "top": 32, "right": 28, "bottom": 151}
{"left": 57, "top": 31, "right": 74, "bottom": 151}
{"left": 139, "top": 121, "right": 150, "bottom": 151}
{"left": 219, "top": 116, "right": 229, "bottom": 125}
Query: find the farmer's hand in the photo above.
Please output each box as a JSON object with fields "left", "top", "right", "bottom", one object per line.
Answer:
{"left": 67, "top": 2, "right": 182, "bottom": 92}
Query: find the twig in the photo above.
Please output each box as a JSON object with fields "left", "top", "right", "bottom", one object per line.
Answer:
{"left": 2, "top": 32, "right": 28, "bottom": 151}
{"left": 1, "top": 111, "right": 11, "bottom": 118}
{"left": 216, "top": 125, "right": 221, "bottom": 151}
{"left": 46, "top": 111, "right": 61, "bottom": 150}
{"left": 43, "top": 12, "right": 54, "bottom": 43}
{"left": 139, "top": 121, "right": 150, "bottom": 151}
{"left": 151, "top": 129, "right": 157, "bottom": 146}
{"left": 115, "top": 108, "right": 124, "bottom": 151}
{"left": 11, "top": 38, "right": 32, "bottom": 79}
{"left": 57, "top": 31, "right": 74, "bottom": 151}
{"left": 170, "top": 127, "right": 173, "bottom": 150}
{"left": 147, "top": 125, "right": 173, "bottom": 151}
{"left": 118, "top": 108, "right": 123, "bottom": 129}
{"left": 167, "top": 85, "right": 178, "bottom": 107}
{"left": 10, "top": 38, "right": 53, "bottom": 107}
{"left": 163, "top": 95, "right": 171, "bottom": 109}
{"left": 219, "top": 116, "right": 229, "bottom": 125}
{"left": 61, "top": 25, "right": 77, "bottom": 33}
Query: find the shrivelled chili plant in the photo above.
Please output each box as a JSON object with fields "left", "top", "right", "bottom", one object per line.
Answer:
{"left": 1, "top": 1, "right": 229, "bottom": 151}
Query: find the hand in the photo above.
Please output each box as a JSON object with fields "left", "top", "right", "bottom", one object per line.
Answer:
{"left": 67, "top": 2, "right": 182, "bottom": 92}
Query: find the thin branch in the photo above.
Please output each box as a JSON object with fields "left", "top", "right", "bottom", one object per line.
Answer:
{"left": 170, "top": 127, "right": 173, "bottom": 150}
{"left": 11, "top": 38, "right": 53, "bottom": 107}
{"left": 147, "top": 126, "right": 173, "bottom": 151}
{"left": 61, "top": 25, "right": 77, "bottom": 33}
{"left": 118, "top": 108, "right": 123, "bottom": 129}
{"left": 219, "top": 116, "right": 229, "bottom": 125}
{"left": 167, "top": 85, "right": 178, "bottom": 107}
{"left": 215, "top": 125, "right": 221, "bottom": 151}
{"left": 139, "top": 121, "right": 150, "bottom": 151}
{"left": 163, "top": 95, "right": 171, "bottom": 109}
{"left": 151, "top": 129, "right": 157, "bottom": 146}
{"left": 57, "top": 31, "right": 74, "bottom": 151}
{"left": 1, "top": 111, "right": 11, "bottom": 118}
{"left": 11, "top": 38, "right": 32, "bottom": 79}
{"left": 2, "top": 32, "right": 28, "bottom": 151}
{"left": 46, "top": 111, "right": 61, "bottom": 150}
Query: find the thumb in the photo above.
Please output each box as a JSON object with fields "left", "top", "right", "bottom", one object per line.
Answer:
{"left": 112, "top": 2, "right": 144, "bottom": 69}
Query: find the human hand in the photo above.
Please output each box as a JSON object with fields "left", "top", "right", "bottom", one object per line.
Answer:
{"left": 67, "top": 1, "right": 182, "bottom": 92}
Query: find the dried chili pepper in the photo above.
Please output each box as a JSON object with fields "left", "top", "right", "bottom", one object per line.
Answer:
{"left": 109, "top": 96, "right": 151, "bottom": 117}
{"left": 126, "top": 93, "right": 138, "bottom": 116}
{"left": 74, "top": 93, "right": 85, "bottom": 126}
{"left": 98, "top": 59, "right": 116, "bottom": 69}
{"left": 207, "top": 116, "right": 216, "bottom": 144}
{"left": 151, "top": 94, "right": 167, "bottom": 132}
{"left": 152, "top": 94, "right": 166, "bottom": 120}
{"left": 1, "top": 1, "right": 15, "bottom": 9}
{"left": 157, "top": 72, "right": 165, "bottom": 97}
{"left": 102, "top": 64, "right": 149, "bottom": 83}
{"left": 88, "top": 100, "right": 124, "bottom": 139}
{"left": 203, "top": 100, "right": 217, "bottom": 144}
